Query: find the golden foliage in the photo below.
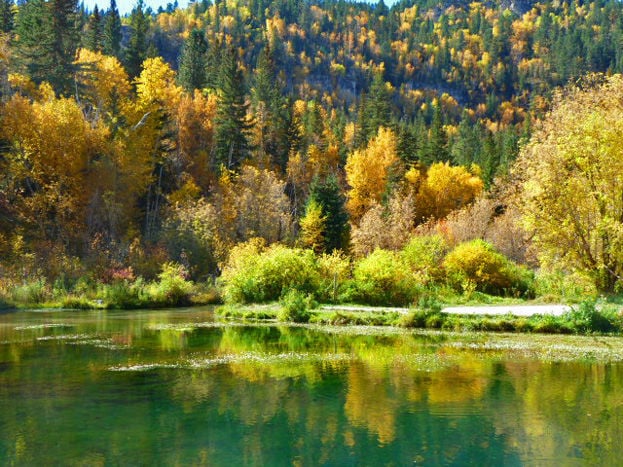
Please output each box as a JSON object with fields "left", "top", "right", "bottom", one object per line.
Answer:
{"left": 414, "top": 162, "right": 483, "bottom": 222}
{"left": 345, "top": 127, "right": 398, "bottom": 222}
{"left": 516, "top": 74, "right": 623, "bottom": 289}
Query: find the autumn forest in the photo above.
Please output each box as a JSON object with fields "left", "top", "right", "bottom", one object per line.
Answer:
{"left": 1, "top": 0, "right": 623, "bottom": 311}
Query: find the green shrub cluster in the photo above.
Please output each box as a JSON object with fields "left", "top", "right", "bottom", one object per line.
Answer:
{"left": 220, "top": 241, "right": 320, "bottom": 303}
{"left": 351, "top": 249, "right": 424, "bottom": 306}
{"left": 219, "top": 236, "right": 537, "bottom": 309}
{"left": 278, "top": 289, "right": 314, "bottom": 323}
{"left": 443, "top": 239, "right": 534, "bottom": 297}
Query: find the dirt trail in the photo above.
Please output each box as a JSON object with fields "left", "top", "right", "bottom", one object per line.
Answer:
{"left": 320, "top": 304, "right": 572, "bottom": 316}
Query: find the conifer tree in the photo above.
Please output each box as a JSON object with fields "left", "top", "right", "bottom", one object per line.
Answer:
{"left": 178, "top": 28, "right": 208, "bottom": 92}
{"left": 15, "top": 0, "right": 78, "bottom": 95}
{"left": 422, "top": 103, "right": 448, "bottom": 164}
{"left": 307, "top": 174, "right": 349, "bottom": 252}
{"left": 0, "top": 0, "right": 14, "bottom": 34}
{"left": 83, "top": 6, "right": 103, "bottom": 52}
{"left": 125, "top": 0, "right": 149, "bottom": 79}
{"left": 214, "top": 49, "right": 251, "bottom": 171}
{"left": 103, "top": 0, "right": 122, "bottom": 58}
{"left": 356, "top": 71, "right": 392, "bottom": 146}
{"left": 204, "top": 38, "right": 223, "bottom": 90}
{"left": 252, "top": 45, "right": 289, "bottom": 171}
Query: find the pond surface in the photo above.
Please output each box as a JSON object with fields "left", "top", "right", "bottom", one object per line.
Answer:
{"left": 2, "top": 308, "right": 623, "bottom": 465}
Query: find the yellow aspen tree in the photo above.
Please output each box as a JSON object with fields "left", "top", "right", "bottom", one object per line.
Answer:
{"left": 414, "top": 162, "right": 483, "bottom": 222}
{"left": 516, "top": 74, "right": 623, "bottom": 291}
{"left": 345, "top": 127, "right": 398, "bottom": 222}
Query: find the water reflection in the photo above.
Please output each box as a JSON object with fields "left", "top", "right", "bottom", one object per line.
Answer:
{"left": 1, "top": 309, "right": 623, "bottom": 464}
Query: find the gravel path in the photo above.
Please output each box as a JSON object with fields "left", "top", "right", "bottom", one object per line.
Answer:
{"left": 441, "top": 304, "right": 571, "bottom": 316}
{"left": 320, "top": 304, "right": 572, "bottom": 317}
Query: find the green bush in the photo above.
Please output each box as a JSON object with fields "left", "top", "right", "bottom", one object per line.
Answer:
{"left": 565, "top": 301, "right": 615, "bottom": 333}
{"left": 11, "top": 278, "right": 50, "bottom": 304}
{"left": 278, "top": 289, "right": 311, "bottom": 323}
{"left": 61, "top": 296, "right": 100, "bottom": 310}
{"left": 443, "top": 240, "right": 533, "bottom": 297}
{"left": 148, "top": 262, "right": 193, "bottom": 307}
{"left": 401, "top": 234, "right": 448, "bottom": 283}
{"left": 220, "top": 241, "right": 321, "bottom": 303}
{"left": 102, "top": 279, "right": 145, "bottom": 309}
{"left": 316, "top": 251, "right": 352, "bottom": 303}
{"left": 534, "top": 271, "right": 599, "bottom": 303}
{"left": 399, "top": 309, "right": 443, "bottom": 328}
{"left": 352, "top": 249, "right": 423, "bottom": 306}
{"left": 532, "top": 314, "right": 574, "bottom": 334}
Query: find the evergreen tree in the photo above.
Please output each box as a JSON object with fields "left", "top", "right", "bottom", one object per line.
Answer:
{"left": 356, "top": 71, "right": 392, "bottom": 146}
{"left": 451, "top": 113, "right": 482, "bottom": 167}
{"left": 396, "top": 120, "right": 420, "bottom": 164}
{"left": 102, "top": 0, "right": 122, "bottom": 58}
{"left": 0, "top": 0, "right": 14, "bottom": 34}
{"left": 307, "top": 174, "right": 349, "bottom": 252}
{"left": 178, "top": 28, "right": 208, "bottom": 91}
{"left": 252, "top": 45, "right": 290, "bottom": 171}
{"left": 124, "top": 0, "right": 149, "bottom": 79}
{"left": 204, "top": 37, "right": 223, "bottom": 90}
{"left": 214, "top": 49, "right": 251, "bottom": 171}
{"left": 82, "top": 5, "right": 102, "bottom": 52}
{"left": 422, "top": 103, "right": 448, "bottom": 164}
{"left": 15, "top": 0, "right": 78, "bottom": 95}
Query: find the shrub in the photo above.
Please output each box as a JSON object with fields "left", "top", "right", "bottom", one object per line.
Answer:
{"left": 11, "top": 277, "right": 50, "bottom": 304}
{"left": 61, "top": 296, "right": 100, "bottom": 310}
{"left": 352, "top": 249, "right": 423, "bottom": 306}
{"left": 102, "top": 279, "right": 145, "bottom": 309}
{"left": 220, "top": 240, "right": 320, "bottom": 303}
{"left": 399, "top": 309, "right": 443, "bottom": 328}
{"left": 565, "top": 301, "right": 615, "bottom": 333}
{"left": 443, "top": 240, "right": 533, "bottom": 296}
{"left": 278, "top": 289, "right": 312, "bottom": 323}
{"left": 533, "top": 271, "right": 599, "bottom": 303}
{"left": 148, "top": 262, "right": 194, "bottom": 307}
{"left": 316, "top": 251, "right": 352, "bottom": 303}
{"left": 401, "top": 234, "right": 448, "bottom": 283}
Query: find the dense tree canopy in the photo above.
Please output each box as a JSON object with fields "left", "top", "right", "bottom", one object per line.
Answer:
{"left": 516, "top": 74, "right": 623, "bottom": 291}
{"left": 2, "top": 0, "right": 623, "bottom": 291}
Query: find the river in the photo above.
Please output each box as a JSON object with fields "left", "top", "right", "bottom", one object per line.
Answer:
{"left": 1, "top": 307, "right": 623, "bottom": 465}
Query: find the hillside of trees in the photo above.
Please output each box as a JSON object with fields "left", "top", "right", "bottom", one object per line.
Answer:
{"left": 1, "top": 0, "right": 623, "bottom": 306}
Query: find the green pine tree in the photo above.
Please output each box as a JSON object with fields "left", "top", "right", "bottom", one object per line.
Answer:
{"left": 0, "top": 0, "right": 15, "bottom": 34}
{"left": 178, "top": 28, "right": 208, "bottom": 91}
{"left": 82, "top": 5, "right": 103, "bottom": 52}
{"left": 252, "top": 45, "right": 290, "bottom": 171}
{"left": 102, "top": 0, "right": 122, "bottom": 58}
{"left": 356, "top": 71, "right": 392, "bottom": 147}
{"left": 124, "top": 0, "right": 149, "bottom": 79}
{"left": 15, "top": 0, "right": 78, "bottom": 95}
{"left": 214, "top": 49, "right": 251, "bottom": 171}
{"left": 307, "top": 174, "right": 349, "bottom": 253}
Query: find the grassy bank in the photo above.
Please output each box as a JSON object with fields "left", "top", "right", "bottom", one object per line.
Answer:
{"left": 216, "top": 298, "right": 623, "bottom": 336}
{"left": 0, "top": 263, "right": 221, "bottom": 311}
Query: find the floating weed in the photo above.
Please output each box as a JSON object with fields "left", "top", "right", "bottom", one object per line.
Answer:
{"left": 14, "top": 323, "right": 75, "bottom": 330}
{"left": 109, "top": 363, "right": 182, "bottom": 372}
{"left": 108, "top": 351, "right": 354, "bottom": 372}
{"left": 67, "top": 339, "right": 129, "bottom": 350}
{"left": 36, "top": 334, "right": 91, "bottom": 341}
{"left": 34, "top": 333, "right": 129, "bottom": 349}
{"left": 445, "top": 337, "right": 623, "bottom": 363}
{"left": 392, "top": 353, "right": 454, "bottom": 372}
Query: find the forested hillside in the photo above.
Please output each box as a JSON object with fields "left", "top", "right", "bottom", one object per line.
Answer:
{"left": 1, "top": 0, "right": 623, "bottom": 305}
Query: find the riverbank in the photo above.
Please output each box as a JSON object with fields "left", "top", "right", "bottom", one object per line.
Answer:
{"left": 216, "top": 299, "right": 623, "bottom": 335}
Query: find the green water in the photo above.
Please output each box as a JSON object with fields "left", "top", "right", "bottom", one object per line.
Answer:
{"left": 2, "top": 308, "right": 623, "bottom": 465}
